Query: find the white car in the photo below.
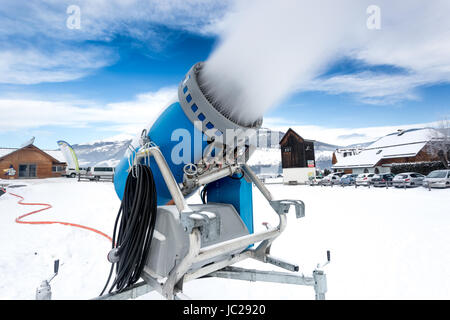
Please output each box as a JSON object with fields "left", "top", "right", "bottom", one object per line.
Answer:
{"left": 86, "top": 166, "right": 115, "bottom": 181}
{"left": 423, "top": 170, "right": 450, "bottom": 188}
{"left": 320, "top": 173, "right": 342, "bottom": 185}
{"left": 392, "top": 172, "right": 425, "bottom": 187}
{"left": 355, "top": 173, "right": 376, "bottom": 186}
{"left": 64, "top": 167, "right": 89, "bottom": 178}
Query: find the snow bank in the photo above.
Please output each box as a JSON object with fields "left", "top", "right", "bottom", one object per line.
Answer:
{"left": 0, "top": 178, "right": 118, "bottom": 299}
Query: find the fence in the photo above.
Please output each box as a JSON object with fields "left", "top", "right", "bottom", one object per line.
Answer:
{"left": 78, "top": 173, "right": 114, "bottom": 183}
{"left": 314, "top": 179, "right": 441, "bottom": 191}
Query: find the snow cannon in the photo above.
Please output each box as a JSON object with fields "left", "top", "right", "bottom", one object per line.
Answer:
{"left": 101, "top": 62, "right": 328, "bottom": 301}
{"left": 114, "top": 62, "right": 262, "bottom": 210}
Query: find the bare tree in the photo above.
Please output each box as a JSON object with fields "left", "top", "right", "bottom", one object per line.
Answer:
{"left": 430, "top": 117, "right": 450, "bottom": 168}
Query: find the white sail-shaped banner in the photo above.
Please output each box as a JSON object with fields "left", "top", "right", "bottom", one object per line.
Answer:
{"left": 57, "top": 140, "right": 80, "bottom": 171}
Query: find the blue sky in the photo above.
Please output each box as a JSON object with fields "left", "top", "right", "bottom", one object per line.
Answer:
{"left": 0, "top": 1, "right": 449, "bottom": 149}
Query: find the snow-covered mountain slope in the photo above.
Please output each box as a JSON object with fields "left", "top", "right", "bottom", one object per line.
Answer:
{"left": 71, "top": 130, "right": 361, "bottom": 170}
{"left": 72, "top": 139, "right": 132, "bottom": 167}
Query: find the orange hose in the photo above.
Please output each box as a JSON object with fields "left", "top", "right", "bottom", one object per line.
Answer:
{"left": 1, "top": 187, "right": 112, "bottom": 242}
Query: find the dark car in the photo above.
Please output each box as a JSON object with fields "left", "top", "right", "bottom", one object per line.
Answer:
{"left": 340, "top": 174, "right": 358, "bottom": 185}
{"left": 371, "top": 173, "right": 395, "bottom": 187}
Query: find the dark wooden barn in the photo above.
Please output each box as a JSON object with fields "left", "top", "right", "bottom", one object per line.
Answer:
{"left": 280, "top": 128, "right": 315, "bottom": 169}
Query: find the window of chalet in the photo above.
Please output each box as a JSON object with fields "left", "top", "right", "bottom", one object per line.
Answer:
{"left": 52, "top": 165, "right": 64, "bottom": 172}
{"left": 283, "top": 146, "right": 292, "bottom": 152}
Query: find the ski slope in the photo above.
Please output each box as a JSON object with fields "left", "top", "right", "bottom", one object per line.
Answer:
{"left": 0, "top": 178, "right": 449, "bottom": 299}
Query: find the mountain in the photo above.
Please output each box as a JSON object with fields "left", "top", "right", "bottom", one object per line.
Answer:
{"left": 72, "top": 139, "right": 132, "bottom": 167}
{"left": 71, "top": 129, "right": 364, "bottom": 171}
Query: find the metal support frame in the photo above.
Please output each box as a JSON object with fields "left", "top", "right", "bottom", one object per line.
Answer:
{"left": 204, "top": 266, "right": 327, "bottom": 300}
{"left": 96, "top": 146, "right": 328, "bottom": 301}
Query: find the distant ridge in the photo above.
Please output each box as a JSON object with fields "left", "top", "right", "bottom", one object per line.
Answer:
{"left": 71, "top": 129, "right": 373, "bottom": 170}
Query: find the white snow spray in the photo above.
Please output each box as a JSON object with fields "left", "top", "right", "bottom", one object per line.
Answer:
{"left": 199, "top": 0, "right": 367, "bottom": 127}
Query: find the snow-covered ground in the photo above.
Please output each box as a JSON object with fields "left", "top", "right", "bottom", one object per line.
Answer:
{"left": 1, "top": 178, "right": 449, "bottom": 299}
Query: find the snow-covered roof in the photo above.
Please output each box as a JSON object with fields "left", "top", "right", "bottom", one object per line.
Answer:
{"left": 333, "top": 128, "right": 440, "bottom": 169}
{"left": 333, "top": 147, "right": 363, "bottom": 164}
{"left": 369, "top": 128, "right": 440, "bottom": 149}
{"left": 0, "top": 148, "right": 16, "bottom": 159}
{"left": 43, "top": 150, "right": 65, "bottom": 162}
{"left": 0, "top": 146, "right": 65, "bottom": 163}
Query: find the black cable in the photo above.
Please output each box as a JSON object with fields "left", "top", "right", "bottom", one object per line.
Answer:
{"left": 99, "top": 164, "right": 157, "bottom": 296}
{"left": 200, "top": 184, "right": 208, "bottom": 204}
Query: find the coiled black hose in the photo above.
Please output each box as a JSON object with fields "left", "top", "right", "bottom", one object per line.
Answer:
{"left": 100, "top": 164, "right": 157, "bottom": 295}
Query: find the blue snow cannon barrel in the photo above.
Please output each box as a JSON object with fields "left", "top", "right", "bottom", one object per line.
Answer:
{"left": 113, "top": 62, "right": 262, "bottom": 219}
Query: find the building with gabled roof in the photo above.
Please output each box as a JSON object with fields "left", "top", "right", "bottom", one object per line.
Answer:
{"left": 332, "top": 128, "right": 443, "bottom": 174}
{"left": 0, "top": 142, "right": 66, "bottom": 179}
{"left": 279, "top": 128, "right": 316, "bottom": 184}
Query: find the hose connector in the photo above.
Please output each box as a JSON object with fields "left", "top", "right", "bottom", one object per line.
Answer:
{"left": 107, "top": 248, "right": 120, "bottom": 263}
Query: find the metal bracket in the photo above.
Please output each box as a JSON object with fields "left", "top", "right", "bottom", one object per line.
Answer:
{"left": 206, "top": 266, "right": 327, "bottom": 300}
{"left": 266, "top": 255, "right": 299, "bottom": 272}
{"left": 180, "top": 210, "right": 220, "bottom": 243}
{"left": 270, "top": 199, "right": 305, "bottom": 218}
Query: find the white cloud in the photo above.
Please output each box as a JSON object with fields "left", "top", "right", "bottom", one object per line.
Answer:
{"left": 2, "top": 0, "right": 450, "bottom": 106}
{"left": 264, "top": 117, "right": 442, "bottom": 146}
{"left": 0, "top": 1, "right": 230, "bottom": 85}
{"left": 305, "top": 0, "right": 450, "bottom": 104}
{"left": 201, "top": 0, "right": 450, "bottom": 118}
{"left": 0, "top": 1, "right": 229, "bottom": 40}
{"left": 307, "top": 72, "right": 425, "bottom": 105}
{"left": 0, "top": 87, "right": 177, "bottom": 134}
{"left": 0, "top": 46, "right": 117, "bottom": 85}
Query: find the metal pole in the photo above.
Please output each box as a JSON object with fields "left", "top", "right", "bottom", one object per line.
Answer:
{"left": 94, "top": 281, "right": 155, "bottom": 300}
{"left": 193, "top": 217, "right": 285, "bottom": 264}
{"left": 242, "top": 164, "right": 273, "bottom": 201}
{"left": 196, "top": 166, "right": 236, "bottom": 185}
{"left": 135, "top": 147, "right": 190, "bottom": 213}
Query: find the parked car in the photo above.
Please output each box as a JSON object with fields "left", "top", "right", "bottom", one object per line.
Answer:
{"left": 423, "top": 170, "right": 450, "bottom": 188}
{"left": 371, "top": 173, "right": 395, "bottom": 187}
{"left": 86, "top": 166, "right": 115, "bottom": 181}
{"left": 392, "top": 172, "right": 425, "bottom": 187}
{"left": 64, "top": 167, "right": 89, "bottom": 178}
{"left": 319, "top": 172, "right": 344, "bottom": 186}
{"left": 340, "top": 174, "right": 358, "bottom": 185}
{"left": 355, "top": 173, "right": 376, "bottom": 186}
{"left": 320, "top": 173, "right": 344, "bottom": 185}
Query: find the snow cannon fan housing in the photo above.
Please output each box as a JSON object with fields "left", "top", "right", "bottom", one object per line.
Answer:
{"left": 114, "top": 62, "right": 263, "bottom": 205}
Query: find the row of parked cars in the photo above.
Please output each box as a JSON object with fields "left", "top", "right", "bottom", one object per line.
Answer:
{"left": 318, "top": 169, "right": 450, "bottom": 188}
